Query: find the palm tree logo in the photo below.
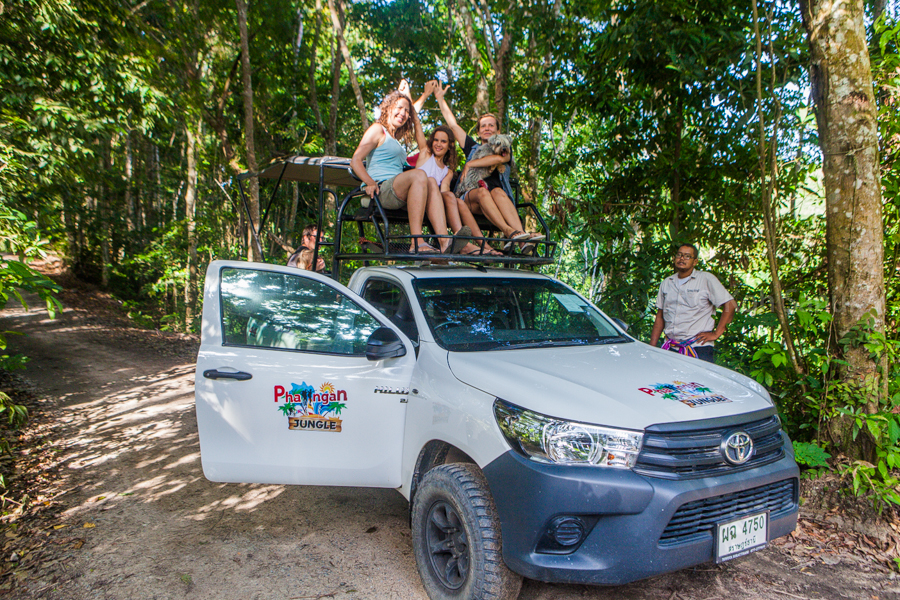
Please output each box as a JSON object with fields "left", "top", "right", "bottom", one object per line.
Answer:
{"left": 278, "top": 402, "right": 297, "bottom": 416}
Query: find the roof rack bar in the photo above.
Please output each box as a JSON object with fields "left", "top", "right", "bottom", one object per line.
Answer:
{"left": 257, "top": 162, "right": 289, "bottom": 241}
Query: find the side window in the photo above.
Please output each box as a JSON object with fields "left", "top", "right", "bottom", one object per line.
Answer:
{"left": 220, "top": 267, "right": 381, "bottom": 355}
{"left": 362, "top": 279, "right": 419, "bottom": 343}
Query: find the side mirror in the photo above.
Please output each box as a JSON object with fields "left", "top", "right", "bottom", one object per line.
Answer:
{"left": 366, "top": 326, "right": 407, "bottom": 361}
{"left": 612, "top": 318, "right": 629, "bottom": 332}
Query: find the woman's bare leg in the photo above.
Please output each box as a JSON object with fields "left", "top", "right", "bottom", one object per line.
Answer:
{"left": 424, "top": 179, "right": 452, "bottom": 251}
{"left": 390, "top": 169, "right": 431, "bottom": 250}
{"left": 464, "top": 187, "right": 515, "bottom": 237}
{"left": 489, "top": 188, "right": 526, "bottom": 234}
{"left": 442, "top": 191, "right": 464, "bottom": 233}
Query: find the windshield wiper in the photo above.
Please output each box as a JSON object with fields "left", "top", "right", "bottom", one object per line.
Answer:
{"left": 492, "top": 340, "right": 560, "bottom": 351}
{"left": 594, "top": 336, "right": 630, "bottom": 344}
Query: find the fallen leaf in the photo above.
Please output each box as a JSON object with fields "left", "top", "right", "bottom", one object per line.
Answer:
{"left": 94, "top": 496, "right": 105, "bottom": 501}
{"left": 52, "top": 525, "right": 68, "bottom": 530}
{"left": 71, "top": 540, "right": 84, "bottom": 549}
{"left": 82, "top": 523, "right": 95, "bottom": 529}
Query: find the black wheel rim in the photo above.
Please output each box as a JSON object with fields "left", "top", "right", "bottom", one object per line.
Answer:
{"left": 424, "top": 500, "right": 469, "bottom": 590}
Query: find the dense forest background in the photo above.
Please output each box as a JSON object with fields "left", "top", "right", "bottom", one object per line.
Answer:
{"left": 1, "top": 0, "right": 899, "bottom": 506}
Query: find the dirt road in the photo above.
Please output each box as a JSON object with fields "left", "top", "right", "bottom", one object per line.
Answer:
{"left": 1, "top": 275, "right": 897, "bottom": 600}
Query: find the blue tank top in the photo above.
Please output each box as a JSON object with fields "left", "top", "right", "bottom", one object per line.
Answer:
{"left": 366, "top": 127, "right": 407, "bottom": 182}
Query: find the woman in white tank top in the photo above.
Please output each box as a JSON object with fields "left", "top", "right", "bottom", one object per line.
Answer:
{"left": 414, "top": 124, "right": 502, "bottom": 256}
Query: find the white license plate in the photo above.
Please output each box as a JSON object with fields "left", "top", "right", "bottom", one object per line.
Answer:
{"left": 715, "top": 511, "right": 768, "bottom": 563}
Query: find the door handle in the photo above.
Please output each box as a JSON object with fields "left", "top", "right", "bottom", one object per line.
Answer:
{"left": 203, "top": 369, "right": 252, "bottom": 381}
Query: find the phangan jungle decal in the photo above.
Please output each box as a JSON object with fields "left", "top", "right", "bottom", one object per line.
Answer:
{"left": 274, "top": 382, "right": 348, "bottom": 432}
{"left": 638, "top": 381, "right": 732, "bottom": 408}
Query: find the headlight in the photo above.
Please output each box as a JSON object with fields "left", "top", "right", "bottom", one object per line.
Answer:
{"left": 494, "top": 399, "right": 643, "bottom": 469}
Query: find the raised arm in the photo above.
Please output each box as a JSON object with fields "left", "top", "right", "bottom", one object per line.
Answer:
{"left": 400, "top": 79, "right": 429, "bottom": 152}
{"left": 350, "top": 123, "right": 387, "bottom": 198}
{"left": 435, "top": 84, "right": 467, "bottom": 147}
{"left": 412, "top": 79, "right": 437, "bottom": 112}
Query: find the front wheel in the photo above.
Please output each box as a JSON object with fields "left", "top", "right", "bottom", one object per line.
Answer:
{"left": 411, "top": 463, "right": 523, "bottom": 600}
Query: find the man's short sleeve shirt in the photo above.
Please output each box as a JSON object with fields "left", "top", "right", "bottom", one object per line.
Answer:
{"left": 656, "top": 270, "right": 733, "bottom": 346}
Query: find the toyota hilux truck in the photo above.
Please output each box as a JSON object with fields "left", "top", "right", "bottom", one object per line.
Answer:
{"left": 194, "top": 260, "right": 799, "bottom": 600}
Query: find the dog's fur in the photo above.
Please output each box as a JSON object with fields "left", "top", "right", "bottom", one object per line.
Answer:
{"left": 456, "top": 134, "right": 513, "bottom": 198}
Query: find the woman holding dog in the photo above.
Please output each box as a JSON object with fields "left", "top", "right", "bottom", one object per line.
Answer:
{"left": 350, "top": 81, "right": 454, "bottom": 255}
{"left": 435, "top": 84, "right": 544, "bottom": 253}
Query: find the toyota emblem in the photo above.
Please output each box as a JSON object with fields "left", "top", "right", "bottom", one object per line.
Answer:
{"left": 721, "top": 431, "right": 754, "bottom": 465}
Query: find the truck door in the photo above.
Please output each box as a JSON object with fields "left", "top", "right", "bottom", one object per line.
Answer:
{"left": 194, "top": 261, "right": 416, "bottom": 488}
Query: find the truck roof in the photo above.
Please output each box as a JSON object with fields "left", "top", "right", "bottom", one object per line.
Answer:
{"left": 348, "top": 265, "right": 553, "bottom": 286}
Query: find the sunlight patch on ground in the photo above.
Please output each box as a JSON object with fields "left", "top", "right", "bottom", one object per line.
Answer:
{"left": 189, "top": 485, "right": 286, "bottom": 518}
{"left": 163, "top": 452, "right": 200, "bottom": 469}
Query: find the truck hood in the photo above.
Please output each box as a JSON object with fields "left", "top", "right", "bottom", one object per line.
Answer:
{"left": 447, "top": 342, "right": 772, "bottom": 431}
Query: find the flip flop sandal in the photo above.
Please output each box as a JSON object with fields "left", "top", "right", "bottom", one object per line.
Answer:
{"left": 520, "top": 241, "right": 537, "bottom": 255}
{"left": 412, "top": 243, "right": 440, "bottom": 255}
{"left": 528, "top": 232, "right": 546, "bottom": 241}
{"left": 462, "top": 245, "right": 502, "bottom": 257}
{"left": 502, "top": 230, "right": 531, "bottom": 252}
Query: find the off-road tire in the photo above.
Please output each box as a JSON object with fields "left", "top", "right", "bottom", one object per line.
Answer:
{"left": 411, "top": 463, "right": 523, "bottom": 600}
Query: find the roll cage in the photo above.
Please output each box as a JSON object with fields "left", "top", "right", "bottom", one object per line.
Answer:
{"left": 236, "top": 155, "right": 557, "bottom": 279}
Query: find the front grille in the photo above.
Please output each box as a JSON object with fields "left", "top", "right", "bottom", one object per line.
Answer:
{"left": 659, "top": 478, "right": 797, "bottom": 546}
{"left": 634, "top": 415, "right": 785, "bottom": 479}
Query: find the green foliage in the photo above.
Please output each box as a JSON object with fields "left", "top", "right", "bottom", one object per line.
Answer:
{"left": 792, "top": 440, "right": 831, "bottom": 468}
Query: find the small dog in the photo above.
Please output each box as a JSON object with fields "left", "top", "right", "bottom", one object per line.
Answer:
{"left": 456, "top": 134, "right": 513, "bottom": 198}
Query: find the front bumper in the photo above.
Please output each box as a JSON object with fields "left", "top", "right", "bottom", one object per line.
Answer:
{"left": 482, "top": 439, "right": 800, "bottom": 585}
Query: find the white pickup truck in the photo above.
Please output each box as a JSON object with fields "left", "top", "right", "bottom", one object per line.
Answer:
{"left": 194, "top": 260, "right": 799, "bottom": 600}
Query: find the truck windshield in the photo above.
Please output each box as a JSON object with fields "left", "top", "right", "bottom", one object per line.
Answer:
{"left": 413, "top": 277, "right": 631, "bottom": 352}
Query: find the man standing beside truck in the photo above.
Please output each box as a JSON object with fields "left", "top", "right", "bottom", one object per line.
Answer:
{"left": 649, "top": 243, "right": 737, "bottom": 363}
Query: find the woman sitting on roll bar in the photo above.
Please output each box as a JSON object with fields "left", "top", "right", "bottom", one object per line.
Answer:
{"left": 350, "top": 81, "right": 454, "bottom": 256}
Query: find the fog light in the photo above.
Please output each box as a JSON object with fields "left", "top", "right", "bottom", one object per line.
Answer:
{"left": 535, "top": 515, "right": 597, "bottom": 554}
{"left": 550, "top": 516, "right": 585, "bottom": 546}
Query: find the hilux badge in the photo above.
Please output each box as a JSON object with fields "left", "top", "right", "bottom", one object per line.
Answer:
{"left": 721, "top": 431, "right": 754, "bottom": 465}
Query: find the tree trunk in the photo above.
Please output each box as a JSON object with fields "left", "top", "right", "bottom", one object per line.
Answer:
{"left": 124, "top": 131, "right": 134, "bottom": 233}
{"left": 327, "top": 0, "right": 368, "bottom": 130}
{"left": 492, "top": 0, "right": 517, "bottom": 127}
{"left": 670, "top": 110, "right": 682, "bottom": 240}
{"left": 100, "top": 138, "right": 113, "bottom": 288}
{"left": 236, "top": 0, "right": 261, "bottom": 261}
{"left": 753, "top": 0, "right": 805, "bottom": 378}
{"left": 326, "top": 31, "right": 342, "bottom": 155}
{"left": 184, "top": 119, "right": 200, "bottom": 330}
{"left": 208, "top": 52, "right": 244, "bottom": 176}
{"left": 307, "top": 0, "right": 326, "bottom": 138}
{"left": 800, "top": 0, "right": 886, "bottom": 458}
{"left": 454, "top": 1, "right": 489, "bottom": 117}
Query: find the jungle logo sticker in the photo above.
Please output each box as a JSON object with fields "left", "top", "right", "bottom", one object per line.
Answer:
{"left": 638, "top": 381, "right": 732, "bottom": 408}
{"left": 274, "top": 382, "right": 347, "bottom": 432}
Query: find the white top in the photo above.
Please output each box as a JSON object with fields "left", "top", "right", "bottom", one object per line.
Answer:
{"left": 656, "top": 270, "right": 734, "bottom": 346}
{"left": 417, "top": 155, "right": 449, "bottom": 184}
